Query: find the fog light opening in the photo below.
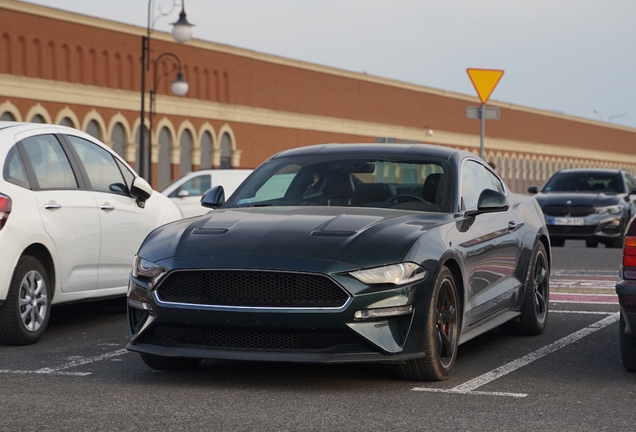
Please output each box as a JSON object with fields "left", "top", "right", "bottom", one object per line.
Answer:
{"left": 128, "top": 298, "right": 153, "bottom": 311}
{"left": 354, "top": 305, "right": 413, "bottom": 320}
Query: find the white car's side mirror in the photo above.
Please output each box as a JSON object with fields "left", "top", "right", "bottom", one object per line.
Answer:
{"left": 131, "top": 177, "right": 153, "bottom": 207}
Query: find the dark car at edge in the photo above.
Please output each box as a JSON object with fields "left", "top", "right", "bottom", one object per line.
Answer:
{"left": 529, "top": 168, "right": 636, "bottom": 248}
{"left": 126, "top": 143, "right": 551, "bottom": 381}
{"left": 616, "top": 217, "right": 636, "bottom": 372}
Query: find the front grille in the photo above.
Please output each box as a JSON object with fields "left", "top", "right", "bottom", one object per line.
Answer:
{"left": 151, "top": 326, "right": 365, "bottom": 351}
{"left": 542, "top": 205, "right": 594, "bottom": 217}
{"left": 542, "top": 205, "right": 567, "bottom": 216}
{"left": 156, "top": 270, "right": 350, "bottom": 308}
{"left": 569, "top": 205, "right": 595, "bottom": 216}
{"left": 547, "top": 225, "right": 596, "bottom": 235}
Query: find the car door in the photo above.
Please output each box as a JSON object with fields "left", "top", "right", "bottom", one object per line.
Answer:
{"left": 460, "top": 159, "right": 523, "bottom": 326}
{"left": 64, "top": 135, "right": 155, "bottom": 290}
{"left": 19, "top": 134, "right": 100, "bottom": 293}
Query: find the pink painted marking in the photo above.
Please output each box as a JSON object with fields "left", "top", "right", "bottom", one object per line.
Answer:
{"left": 550, "top": 292, "right": 618, "bottom": 303}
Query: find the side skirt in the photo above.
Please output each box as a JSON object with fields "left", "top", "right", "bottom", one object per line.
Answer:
{"left": 458, "top": 310, "right": 521, "bottom": 345}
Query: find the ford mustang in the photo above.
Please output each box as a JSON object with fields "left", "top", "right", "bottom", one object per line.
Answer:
{"left": 126, "top": 143, "right": 551, "bottom": 380}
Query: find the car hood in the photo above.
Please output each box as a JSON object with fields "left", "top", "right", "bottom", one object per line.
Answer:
{"left": 534, "top": 192, "right": 623, "bottom": 207}
{"left": 139, "top": 207, "right": 452, "bottom": 270}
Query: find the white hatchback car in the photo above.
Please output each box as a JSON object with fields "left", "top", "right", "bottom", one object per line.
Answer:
{"left": 161, "top": 169, "right": 252, "bottom": 218}
{"left": 0, "top": 122, "right": 182, "bottom": 345}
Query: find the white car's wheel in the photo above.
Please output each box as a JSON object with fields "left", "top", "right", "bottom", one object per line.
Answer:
{"left": 0, "top": 256, "right": 51, "bottom": 345}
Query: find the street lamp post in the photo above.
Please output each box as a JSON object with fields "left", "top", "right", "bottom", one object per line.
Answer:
{"left": 149, "top": 53, "right": 189, "bottom": 184}
{"left": 139, "top": 0, "right": 193, "bottom": 183}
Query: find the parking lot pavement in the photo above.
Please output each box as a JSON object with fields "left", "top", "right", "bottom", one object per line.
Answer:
{"left": 550, "top": 269, "right": 619, "bottom": 306}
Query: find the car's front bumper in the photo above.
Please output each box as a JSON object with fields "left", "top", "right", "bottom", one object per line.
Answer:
{"left": 544, "top": 212, "right": 627, "bottom": 241}
{"left": 126, "top": 270, "right": 433, "bottom": 364}
{"left": 616, "top": 268, "right": 636, "bottom": 336}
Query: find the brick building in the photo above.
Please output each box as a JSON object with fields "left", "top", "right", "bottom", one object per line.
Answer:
{"left": 1, "top": 0, "right": 635, "bottom": 191}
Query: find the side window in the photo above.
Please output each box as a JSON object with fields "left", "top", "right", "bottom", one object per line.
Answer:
{"left": 461, "top": 160, "right": 504, "bottom": 209}
{"left": 3, "top": 146, "right": 30, "bottom": 188}
{"left": 115, "top": 158, "right": 135, "bottom": 193}
{"left": 66, "top": 135, "right": 128, "bottom": 195}
{"left": 171, "top": 175, "right": 211, "bottom": 197}
{"left": 625, "top": 173, "right": 635, "bottom": 192}
{"left": 22, "top": 134, "right": 78, "bottom": 189}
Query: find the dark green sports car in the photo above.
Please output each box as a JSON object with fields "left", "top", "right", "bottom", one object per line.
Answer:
{"left": 126, "top": 143, "right": 551, "bottom": 380}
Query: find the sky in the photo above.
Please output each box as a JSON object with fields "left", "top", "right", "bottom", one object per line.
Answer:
{"left": 25, "top": 0, "right": 636, "bottom": 129}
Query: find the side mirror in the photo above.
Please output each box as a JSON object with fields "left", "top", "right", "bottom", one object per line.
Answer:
{"left": 177, "top": 189, "right": 190, "bottom": 198}
{"left": 130, "top": 177, "right": 153, "bottom": 205}
{"left": 465, "top": 189, "right": 509, "bottom": 217}
{"left": 201, "top": 185, "right": 225, "bottom": 209}
{"left": 527, "top": 185, "right": 538, "bottom": 194}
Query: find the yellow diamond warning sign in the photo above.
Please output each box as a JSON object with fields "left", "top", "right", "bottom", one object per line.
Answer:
{"left": 466, "top": 68, "right": 504, "bottom": 104}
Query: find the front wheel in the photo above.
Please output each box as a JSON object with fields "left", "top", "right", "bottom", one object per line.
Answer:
{"left": 0, "top": 256, "right": 51, "bottom": 345}
{"left": 606, "top": 237, "right": 624, "bottom": 249}
{"left": 140, "top": 352, "right": 202, "bottom": 371}
{"left": 585, "top": 239, "right": 598, "bottom": 248}
{"left": 551, "top": 238, "right": 565, "bottom": 247}
{"left": 501, "top": 242, "right": 549, "bottom": 335}
{"left": 399, "top": 266, "right": 459, "bottom": 381}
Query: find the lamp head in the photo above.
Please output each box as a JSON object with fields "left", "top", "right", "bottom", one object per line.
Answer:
{"left": 171, "top": 7, "right": 194, "bottom": 43}
{"left": 171, "top": 71, "right": 189, "bottom": 97}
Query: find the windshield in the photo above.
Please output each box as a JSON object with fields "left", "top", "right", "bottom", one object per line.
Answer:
{"left": 542, "top": 172, "right": 624, "bottom": 194}
{"left": 225, "top": 154, "right": 453, "bottom": 213}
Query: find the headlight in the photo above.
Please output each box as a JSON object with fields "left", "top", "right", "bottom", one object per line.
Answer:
{"left": 349, "top": 263, "right": 426, "bottom": 285}
{"left": 132, "top": 255, "right": 167, "bottom": 287}
{"left": 594, "top": 205, "right": 624, "bottom": 214}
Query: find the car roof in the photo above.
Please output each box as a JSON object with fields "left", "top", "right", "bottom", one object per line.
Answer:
{"left": 0, "top": 121, "right": 87, "bottom": 138}
{"left": 269, "top": 143, "right": 474, "bottom": 163}
{"left": 553, "top": 168, "right": 626, "bottom": 175}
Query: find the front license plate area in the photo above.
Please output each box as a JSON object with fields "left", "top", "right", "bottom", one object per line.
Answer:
{"left": 552, "top": 217, "right": 584, "bottom": 226}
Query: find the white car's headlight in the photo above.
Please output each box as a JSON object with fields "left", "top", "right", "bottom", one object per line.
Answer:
{"left": 132, "top": 255, "right": 167, "bottom": 287}
{"left": 349, "top": 263, "right": 427, "bottom": 285}
{"left": 594, "top": 205, "right": 624, "bottom": 214}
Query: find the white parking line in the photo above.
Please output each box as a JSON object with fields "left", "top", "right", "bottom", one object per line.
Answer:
{"left": 412, "top": 312, "right": 620, "bottom": 398}
{"left": 0, "top": 348, "right": 129, "bottom": 376}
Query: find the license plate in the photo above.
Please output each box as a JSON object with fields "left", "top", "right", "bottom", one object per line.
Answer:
{"left": 552, "top": 217, "right": 584, "bottom": 226}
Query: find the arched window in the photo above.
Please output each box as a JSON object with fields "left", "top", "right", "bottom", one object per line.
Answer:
{"left": 220, "top": 132, "right": 231, "bottom": 169}
{"left": 200, "top": 131, "right": 212, "bottom": 169}
{"left": 86, "top": 119, "right": 102, "bottom": 140}
{"left": 158, "top": 127, "right": 171, "bottom": 190}
{"left": 1, "top": 111, "right": 16, "bottom": 121}
{"left": 179, "top": 129, "right": 193, "bottom": 176}
{"left": 59, "top": 117, "right": 75, "bottom": 128}
{"left": 110, "top": 123, "right": 126, "bottom": 159}
{"left": 30, "top": 114, "right": 46, "bottom": 123}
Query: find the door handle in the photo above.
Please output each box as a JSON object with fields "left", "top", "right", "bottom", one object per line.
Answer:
{"left": 44, "top": 203, "right": 62, "bottom": 210}
{"left": 508, "top": 221, "right": 516, "bottom": 231}
{"left": 100, "top": 205, "right": 115, "bottom": 211}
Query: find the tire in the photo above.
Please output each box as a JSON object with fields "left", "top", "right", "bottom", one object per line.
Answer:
{"left": 0, "top": 256, "right": 51, "bottom": 345}
{"left": 585, "top": 239, "right": 598, "bottom": 248}
{"left": 551, "top": 238, "right": 565, "bottom": 247}
{"left": 399, "top": 266, "right": 459, "bottom": 381}
{"left": 606, "top": 237, "right": 624, "bottom": 249}
{"left": 140, "top": 352, "right": 201, "bottom": 371}
{"left": 619, "top": 311, "right": 636, "bottom": 372}
{"left": 501, "top": 242, "right": 549, "bottom": 335}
